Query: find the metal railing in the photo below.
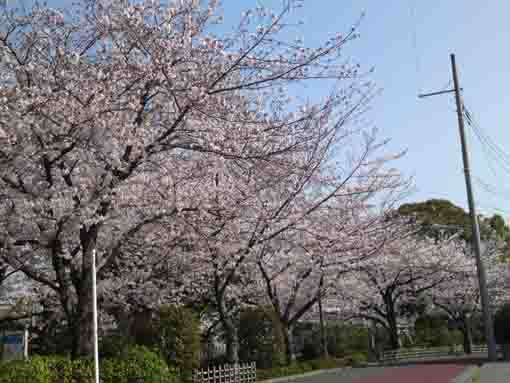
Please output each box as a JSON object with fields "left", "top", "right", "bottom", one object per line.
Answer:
{"left": 381, "top": 344, "right": 501, "bottom": 363}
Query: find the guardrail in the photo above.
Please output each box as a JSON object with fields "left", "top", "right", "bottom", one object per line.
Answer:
{"left": 381, "top": 344, "right": 502, "bottom": 363}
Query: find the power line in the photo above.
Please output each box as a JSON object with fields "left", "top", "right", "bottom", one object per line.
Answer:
{"left": 473, "top": 176, "right": 510, "bottom": 202}
{"left": 462, "top": 102, "right": 510, "bottom": 204}
{"left": 468, "top": 116, "right": 510, "bottom": 178}
{"left": 460, "top": 101, "right": 510, "bottom": 222}
{"left": 464, "top": 103, "right": 510, "bottom": 173}
{"left": 409, "top": 0, "right": 422, "bottom": 94}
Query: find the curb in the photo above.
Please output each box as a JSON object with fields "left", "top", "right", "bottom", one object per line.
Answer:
{"left": 258, "top": 367, "right": 352, "bottom": 383}
{"left": 449, "top": 366, "right": 479, "bottom": 383}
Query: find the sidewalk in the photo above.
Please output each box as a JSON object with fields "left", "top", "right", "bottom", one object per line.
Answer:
{"left": 479, "top": 363, "right": 510, "bottom": 383}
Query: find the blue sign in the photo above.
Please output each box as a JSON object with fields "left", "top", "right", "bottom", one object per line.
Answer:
{"left": 2, "top": 335, "right": 22, "bottom": 345}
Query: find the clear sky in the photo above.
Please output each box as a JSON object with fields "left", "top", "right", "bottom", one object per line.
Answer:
{"left": 221, "top": 0, "right": 510, "bottom": 219}
{"left": 41, "top": 0, "right": 510, "bottom": 219}
{"left": 236, "top": 0, "right": 510, "bottom": 219}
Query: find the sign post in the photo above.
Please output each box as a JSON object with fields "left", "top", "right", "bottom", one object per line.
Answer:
{"left": 1, "top": 332, "right": 26, "bottom": 361}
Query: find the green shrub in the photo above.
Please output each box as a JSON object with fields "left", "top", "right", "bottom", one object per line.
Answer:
{"left": 102, "top": 346, "right": 178, "bottom": 383}
{"left": 0, "top": 357, "right": 52, "bottom": 383}
{"left": 346, "top": 352, "right": 367, "bottom": 367}
{"left": 238, "top": 308, "right": 274, "bottom": 369}
{"left": 156, "top": 306, "right": 201, "bottom": 382}
{"left": 100, "top": 331, "right": 130, "bottom": 358}
{"left": 301, "top": 339, "right": 320, "bottom": 360}
{"left": 307, "top": 358, "right": 341, "bottom": 370}
{"left": 317, "top": 324, "right": 370, "bottom": 358}
{"left": 494, "top": 303, "right": 510, "bottom": 344}
{"left": 0, "top": 347, "right": 177, "bottom": 383}
{"left": 256, "top": 358, "right": 345, "bottom": 381}
{"left": 48, "top": 358, "right": 94, "bottom": 383}
{"left": 238, "top": 307, "right": 287, "bottom": 369}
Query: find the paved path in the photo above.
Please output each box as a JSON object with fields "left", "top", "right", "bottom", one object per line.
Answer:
{"left": 273, "top": 365, "right": 470, "bottom": 383}
{"left": 479, "top": 362, "right": 510, "bottom": 382}
{"left": 351, "top": 365, "right": 468, "bottom": 383}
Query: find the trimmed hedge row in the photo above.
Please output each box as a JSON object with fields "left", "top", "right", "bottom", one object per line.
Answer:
{"left": 0, "top": 346, "right": 178, "bottom": 383}
{"left": 256, "top": 357, "right": 360, "bottom": 381}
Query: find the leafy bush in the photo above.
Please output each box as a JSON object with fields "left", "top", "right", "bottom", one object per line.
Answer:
{"left": 102, "top": 346, "right": 178, "bottom": 383}
{"left": 0, "top": 347, "right": 177, "bottom": 383}
{"left": 494, "top": 303, "right": 510, "bottom": 344}
{"left": 155, "top": 306, "right": 201, "bottom": 382}
{"left": 321, "top": 324, "right": 370, "bottom": 358}
{"left": 238, "top": 308, "right": 275, "bottom": 369}
{"left": 256, "top": 358, "right": 345, "bottom": 381}
{"left": 0, "top": 357, "right": 52, "bottom": 383}
{"left": 48, "top": 358, "right": 94, "bottom": 383}
{"left": 100, "top": 331, "right": 131, "bottom": 358}
{"left": 238, "top": 308, "right": 286, "bottom": 369}
{"left": 414, "top": 314, "right": 455, "bottom": 348}
{"left": 345, "top": 352, "right": 367, "bottom": 367}
{"left": 307, "top": 358, "right": 342, "bottom": 370}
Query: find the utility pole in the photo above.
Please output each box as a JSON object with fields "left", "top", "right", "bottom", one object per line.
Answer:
{"left": 418, "top": 53, "right": 497, "bottom": 361}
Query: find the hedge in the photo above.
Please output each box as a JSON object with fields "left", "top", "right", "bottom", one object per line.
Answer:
{"left": 256, "top": 358, "right": 350, "bottom": 381}
{"left": 0, "top": 346, "right": 178, "bottom": 383}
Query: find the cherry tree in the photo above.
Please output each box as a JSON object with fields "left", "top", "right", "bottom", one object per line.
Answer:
{"left": 338, "top": 225, "right": 467, "bottom": 350}
{"left": 428, "top": 227, "right": 510, "bottom": 353}
{"left": 427, "top": 250, "right": 478, "bottom": 353}
{"left": 252, "top": 198, "right": 408, "bottom": 362}
{"left": 0, "top": 0, "right": 402, "bottom": 359}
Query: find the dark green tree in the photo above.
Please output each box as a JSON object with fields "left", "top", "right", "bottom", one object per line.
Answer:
{"left": 156, "top": 306, "right": 201, "bottom": 382}
{"left": 238, "top": 308, "right": 275, "bottom": 368}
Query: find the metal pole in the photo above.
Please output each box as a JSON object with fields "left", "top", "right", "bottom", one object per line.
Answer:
{"left": 92, "top": 249, "right": 100, "bottom": 383}
{"left": 23, "top": 326, "right": 28, "bottom": 360}
{"left": 450, "top": 53, "right": 497, "bottom": 361}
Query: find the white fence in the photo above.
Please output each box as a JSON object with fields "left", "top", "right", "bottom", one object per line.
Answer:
{"left": 192, "top": 363, "right": 256, "bottom": 383}
{"left": 381, "top": 344, "right": 502, "bottom": 362}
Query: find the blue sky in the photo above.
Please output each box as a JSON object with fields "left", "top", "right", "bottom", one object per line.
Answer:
{"left": 41, "top": 0, "right": 510, "bottom": 218}
{"left": 231, "top": 0, "right": 510, "bottom": 219}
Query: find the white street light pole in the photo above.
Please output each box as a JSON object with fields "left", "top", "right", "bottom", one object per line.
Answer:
{"left": 92, "top": 249, "right": 100, "bottom": 383}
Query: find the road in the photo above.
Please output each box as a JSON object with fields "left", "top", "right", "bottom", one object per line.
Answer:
{"left": 281, "top": 365, "right": 470, "bottom": 383}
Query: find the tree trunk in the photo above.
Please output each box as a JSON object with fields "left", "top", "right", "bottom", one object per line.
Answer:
{"left": 283, "top": 323, "right": 296, "bottom": 364}
{"left": 70, "top": 225, "right": 98, "bottom": 359}
{"left": 215, "top": 287, "right": 239, "bottom": 364}
{"left": 75, "top": 252, "right": 95, "bottom": 357}
{"left": 385, "top": 293, "right": 400, "bottom": 350}
{"left": 503, "top": 344, "right": 510, "bottom": 361}
{"left": 224, "top": 319, "right": 239, "bottom": 364}
{"left": 318, "top": 293, "right": 329, "bottom": 359}
{"left": 270, "top": 311, "right": 286, "bottom": 367}
{"left": 461, "top": 316, "right": 473, "bottom": 355}
{"left": 216, "top": 296, "right": 239, "bottom": 363}
{"left": 367, "top": 322, "right": 377, "bottom": 360}
{"left": 70, "top": 283, "right": 95, "bottom": 358}
{"left": 387, "top": 316, "right": 400, "bottom": 350}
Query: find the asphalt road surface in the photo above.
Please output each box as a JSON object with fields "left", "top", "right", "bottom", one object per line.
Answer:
{"left": 282, "top": 365, "right": 469, "bottom": 383}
